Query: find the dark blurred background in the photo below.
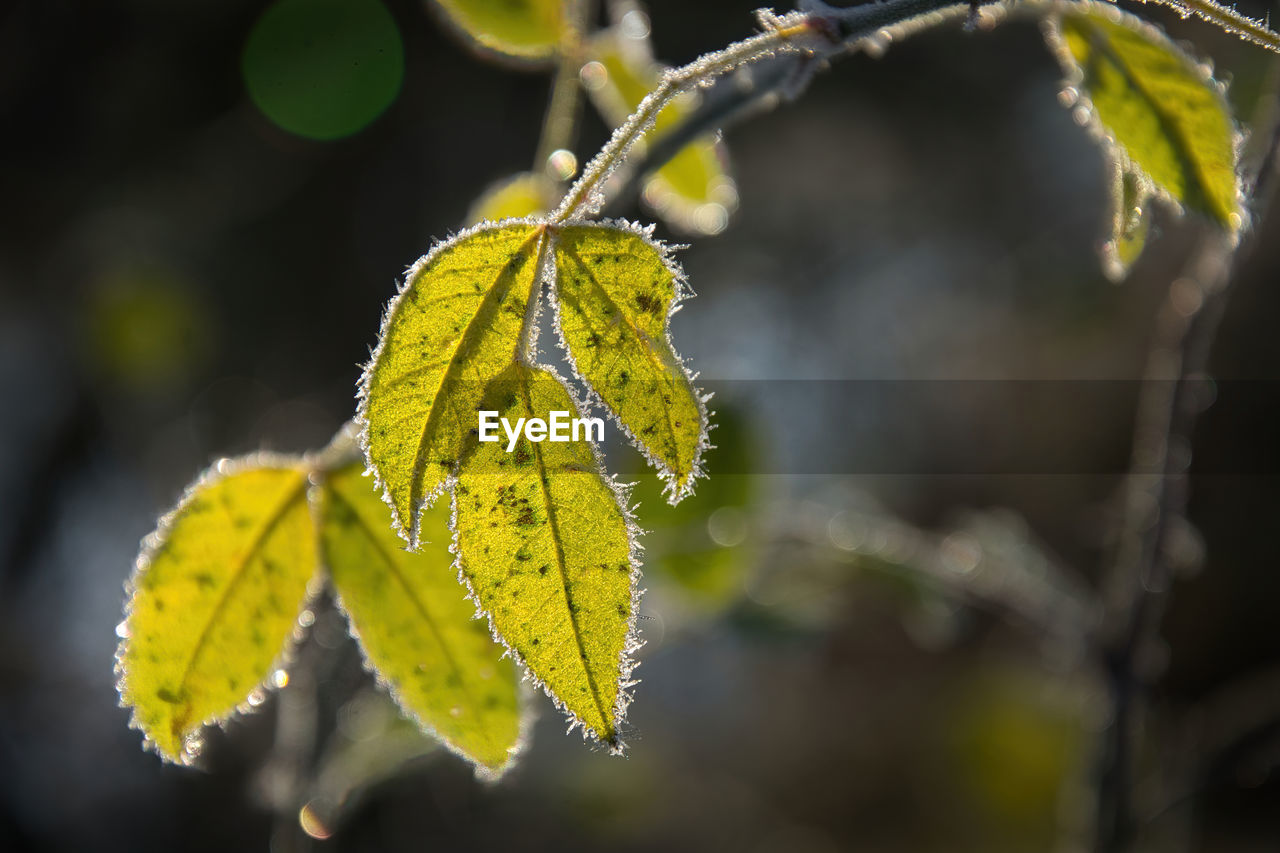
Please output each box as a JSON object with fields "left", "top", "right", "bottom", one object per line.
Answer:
{"left": 3, "top": 0, "right": 1280, "bottom": 850}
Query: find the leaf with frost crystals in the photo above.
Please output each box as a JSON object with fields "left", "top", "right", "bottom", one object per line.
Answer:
{"left": 552, "top": 222, "right": 707, "bottom": 502}
{"left": 359, "top": 222, "right": 550, "bottom": 546}
{"left": 430, "top": 0, "right": 564, "bottom": 63}
{"left": 319, "top": 462, "right": 524, "bottom": 776}
{"left": 452, "top": 364, "right": 639, "bottom": 749}
{"left": 116, "top": 458, "right": 315, "bottom": 763}
{"left": 586, "top": 28, "right": 737, "bottom": 235}
{"left": 1046, "top": 1, "right": 1243, "bottom": 236}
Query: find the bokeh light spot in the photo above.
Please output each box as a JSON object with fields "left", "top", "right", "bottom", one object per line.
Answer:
{"left": 242, "top": 0, "right": 404, "bottom": 141}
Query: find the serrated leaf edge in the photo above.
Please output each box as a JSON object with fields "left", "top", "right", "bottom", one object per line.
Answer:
{"left": 447, "top": 363, "right": 649, "bottom": 754}
{"left": 313, "top": 476, "right": 535, "bottom": 781}
{"left": 547, "top": 217, "right": 712, "bottom": 505}
{"left": 114, "top": 452, "right": 322, "bottom": 765}
{"left": 355, "top": 216, "right": 548, "bottom": 550}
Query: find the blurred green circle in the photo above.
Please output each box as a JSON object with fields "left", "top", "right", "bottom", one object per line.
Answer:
{"left": 242, "top": 0, "right": 404, "bottom": 141}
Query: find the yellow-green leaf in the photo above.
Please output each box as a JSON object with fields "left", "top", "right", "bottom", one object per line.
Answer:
{"left": 116, "top": 458, "right": 315, "bottom": 763}
{"left": 430, "top": 0, "right": 564, "bottom": 63}
{"left": 585, "top": 30, "right": 737, "bottom": 235}
{"left": 1102, "top": 164, "right": 1154, "bottom": 281}
{"left": 319, "top": 461, "right": 524, "bottom": 776}
{"left": 1048, "top": 2, "right": 1242, "bottom": 231}
{"left": 359, "top": 222, "right": 549, "bottom": 546}
{"left": 467, "top": 172, "right": 555, "bottom": 225}
{"left": 453, "top": 364, "right": 637, "bottom": 749}
{"left": 553, "top": 222, "right": 707, "bottom": 501}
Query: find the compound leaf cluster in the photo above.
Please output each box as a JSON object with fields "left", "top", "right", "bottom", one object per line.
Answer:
{"left": 120, "top": 0, "right": 1278, "bottom": 779}
{"left": 117, "top": 447, "right": 524, "bottom": 775}
{"left": 360, "top": 219, "right": 705, "bottom": 745}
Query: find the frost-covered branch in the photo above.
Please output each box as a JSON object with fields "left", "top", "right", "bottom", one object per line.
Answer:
{"left": 1126, "top": 0, "right": 1280, "bottom": 54}
{"left": 554, "top": 0, "right": 1002, "bottom": 223}
{"left": 606, "top": 0, "right": 996, "bottom": 214}
{"left": 552, "top": 10, "right": 822, "bottom": 221}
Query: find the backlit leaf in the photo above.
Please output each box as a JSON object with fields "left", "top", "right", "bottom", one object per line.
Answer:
{"left": 552, "top": 222, "right": 707, "bottom": 502}
{"left": 116, "top": 458, "right": 315, "bottom": 763}
{"left": 1102, "top": 163, "right": 1154, "bottom": 281}
{"left": 319, "top": 461, "right": 524, "bottom": 775}
{"left": 359, "top": 222, "right": 550, "bottom": 546}
{"left": 585, "top": 30, "right": 737, "bottom": 234}
{"left": 1047, "top": 1, "right": 1242, "bottom": 232}
{"left": 430, "top": 0, "right": 564, "bottom": 63}
{"left": 467, "top": 172, "right": 555, "bottom": 224}
{"left": 453, "top": 364, "right": 638, "bottom": 749}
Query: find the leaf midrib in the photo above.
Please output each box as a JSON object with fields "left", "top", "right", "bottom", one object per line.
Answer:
{"left": 325, "top": 482, "right": 505, "bottom": 761}
{"left": 404, "top": 227, "right": 546, "bottom": 538}
{"left": 516, "top": 370, "right": 613, "bottom": 741}
{"left": 1079, "top": 17, "right": 1228, "bottom": 223}
{"left": 557, "top": 242, "right": 690, "bottom": 477}
{"left": 171, "top": 472, "right": 308, "bottom": 733}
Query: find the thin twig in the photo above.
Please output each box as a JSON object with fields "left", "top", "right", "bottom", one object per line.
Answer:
{"left": 533, "top": 0, "right": 593, "bottom": 176}
{"left": 1126, "top": 0, "right": 1280, "bottom": 54}
{"left": 551, "top": 10, "right": 821, "bottom": 221}
{"left": 600, "top": 0, "right": 994, "bottom": 217}
{"left": 605, "top": 51, "right": 820, "bottom": 215}
{"left": 1093, "top": 92, "right": 1280, "bottom": 853}
{"left": 554, "top": 0, "right": 1001, "bottom": 222}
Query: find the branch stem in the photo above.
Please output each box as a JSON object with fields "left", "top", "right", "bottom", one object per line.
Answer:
{"left": 1128, "top": 0, "right": 1280, "bottom": 54}
{"left": 1094, "top": 84, "right": 1280, "bottom": 852}
{"left": 533, "top": 0, "right": 592, "bottom": 176}
{"left": 551, "top": 10, "right": 821, "bottom": 222}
